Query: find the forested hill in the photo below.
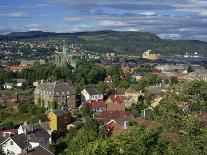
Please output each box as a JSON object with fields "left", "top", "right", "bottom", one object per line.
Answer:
{"left": 2, "top": 30, "right": 207, "bottom": 56}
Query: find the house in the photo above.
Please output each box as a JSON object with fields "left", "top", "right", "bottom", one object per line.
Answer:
{"left": 105, "top": 95, "right": 127, "bottom": 111}
{"left": 34, "top": 80, "right": 76, "bottom": 109}
{"left": 81, "top": 86, "right": 103, "bottom": 102}
{"left": 20, "top": 59, "right": 46, "bottom": 67}
{"left": 19, "top": 145, "right": 54, "bottom": 155}
{"left": 14, "top": 79, "right": 26, "bottom": 87}
{"left": 155, "top": 64, "right": 187, "bottom": 72}
{"left": 121, "top": 66, "right": 135, "bottom": 73}
{"left": 87, "top": 99, "right": 106, "bottom": 113}
{"left": 47, "top": 108, "right": 71, "bottom": 131}
{"left": 104, "top": 76, "right": 113, "bottom": 83}
{"left": 3, "top": 83, "right": 14, "bottom": 89}
{"left": 151, "top": 97, "right": 163, "bottom": 108}
{"left": 18, "top": 121, "right": 52, "bottom": 145}
{"left": 146, "top": 85, "right": 166, "bottom": 96}
{"left": 106, "top": 88, "right": 126, "bottom": 96}
{"left": 125, "top": 87, "right": 141, "bottom": 100}
{"left": 132, "top": 74, "right": 143, "bottom": 81}
{"left": 67, "top": 121, "right": 83, "bottom": 130}
{"left": 94, "top": 110, "right": 133, "bottom": 123}
{"left": 8, "top": 66, "right": 32, "bottom": 72}
{"left": 1, "top": 133, "right": 32, "bottom": 155}
{"left": 0, "top": 129, "right": 17, "bottom": 137}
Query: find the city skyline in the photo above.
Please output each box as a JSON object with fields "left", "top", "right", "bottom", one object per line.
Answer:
{"left": 1, "top": 0, "right": 207, "bottom": 41}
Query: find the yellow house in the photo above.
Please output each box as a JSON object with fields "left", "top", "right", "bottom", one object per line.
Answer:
{"left": 47, "top": 108, "right": 71, "bottom": 131}
{"left": 125, "top": 88, "right": 141, "bottom": 101}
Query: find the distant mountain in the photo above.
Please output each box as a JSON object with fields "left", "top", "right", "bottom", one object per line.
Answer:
{"left": 2, "top": 30, "right": 207, "bottom": 56}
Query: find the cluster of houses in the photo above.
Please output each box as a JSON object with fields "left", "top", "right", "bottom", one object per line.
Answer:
{"left": 0, "top": 107, "right": 77, "bottom": 155}
{"left": 80, "top": 86, "right": 160, "bottom": 134}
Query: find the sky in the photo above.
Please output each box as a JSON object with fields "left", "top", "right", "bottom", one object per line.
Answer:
{"left": 1, "top": 0, "right": 207, "bottom": 41}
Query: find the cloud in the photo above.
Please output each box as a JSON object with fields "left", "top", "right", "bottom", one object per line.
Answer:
{"left": 63, "top": 17, "right": 81, "bottom": 22}
{"left": 1, "top": 0, "right": 207, "bottom": 41}
{"left": 0, "top": 12, "right": 30, "bottom": 18}
{"left": 18, "top": 3, "right": 52, "bottom": 9}
{"left": 99, "top": 20, "right": 128, "bottom": 27}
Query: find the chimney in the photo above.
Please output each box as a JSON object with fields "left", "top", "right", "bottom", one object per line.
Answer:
{"left": 124, "top": 121, "right": 129, "bottom": 129}
{"left": 24, "top": 121, "right": 27, "bottom": 126}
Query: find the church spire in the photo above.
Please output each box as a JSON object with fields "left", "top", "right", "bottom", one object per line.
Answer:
{"left": 62, "top": 40, "right": 67, "bottom": 56}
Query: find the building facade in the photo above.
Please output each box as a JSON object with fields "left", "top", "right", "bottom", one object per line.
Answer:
{"left": 34, "top": 80, "right": 76, "bottom": 109}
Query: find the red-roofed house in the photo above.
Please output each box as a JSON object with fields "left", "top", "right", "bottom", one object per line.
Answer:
{"left": 87, "top": 99, "right": 106, "bottom": 113}
{"left": 105, "top": 95, "right": 127, "bottom": 111}
{"left": 94, "top": 110, "right": 133, "bottom": 122}
{"left": 0, "top": 129, "right": 17, "bottom": 137}
{"left": 94, "top": 111, "right": 133, "bottom": 134}
{"left": 104, "top": 76, "right": 113, "bottom": 83}
{"left": 8, "top": 66, "right": 32, "bottom": 72}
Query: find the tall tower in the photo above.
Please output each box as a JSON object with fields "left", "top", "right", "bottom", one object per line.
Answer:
{"left": 55, "top": 41, "right": 75, "bottom": 68}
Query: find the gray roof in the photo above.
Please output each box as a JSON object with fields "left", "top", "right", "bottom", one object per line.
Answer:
{"left": 52, "top": 108, "right": 70, "bottom": 117}
{"left": 10, "top": 133, "right": 31, "bottom": 149}
{"left": 84, "top": 86, "right": 102, "bottom": 95}
{"left": 21, "top": 122, "right": 51, "bottom": 132}
{"left": 37, "top": 80, "right": 75, "bottom": 95}
{"left": 27, "top": 129, "right": 50, "bottom": 143}
{"left": 0, "top": 136, "right": 7, "bottom": 144}
{"left": 147, "top": 86, "right": 165, "bottom": 95}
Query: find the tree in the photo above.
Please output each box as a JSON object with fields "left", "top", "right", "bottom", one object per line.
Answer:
{"left": 187, "top": 65, "right": 193, "bottom": 73}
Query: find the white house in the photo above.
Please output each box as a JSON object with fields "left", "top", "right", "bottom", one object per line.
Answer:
{"left": 81, "top": 86, "right": 103, "bottom": 102}
{"left": 14, "top": 79, "right": 26, "bottom": 87}
{"left": 17, "top": 121, "right": 52, "bottom": 148}
{"left": 3, "top": 83, "right": 14, "bottom": 89}
{"left": 1, "top": 134, "right": 32, "bottom": 155}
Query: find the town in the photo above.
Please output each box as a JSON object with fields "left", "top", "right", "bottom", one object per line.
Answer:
{"left": 1, "top": 0, "right": 207, "bottom": 154}
{"left": 1, "top": 40, "right": 207, "bottom": 154}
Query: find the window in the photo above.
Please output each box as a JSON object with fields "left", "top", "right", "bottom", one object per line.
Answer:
{"left": 10, "top": 141, "right": 13, "bottom": 145}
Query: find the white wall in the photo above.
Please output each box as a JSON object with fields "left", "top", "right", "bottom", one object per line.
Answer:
{"left": 2, "top": 139, "right": 22, "bottom": 155}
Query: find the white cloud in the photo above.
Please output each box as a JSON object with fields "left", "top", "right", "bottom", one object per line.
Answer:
{"left": 140, "top": 11, "right": 156, "bottom": 16}
{"left": 99, "top": 20, "right": 128, "bottom": 27}
{"left": 63, "top": 17, "right": 81, "bottom": 22}
{"left": 0, "top": 12, "right": 30, "bottom": 18}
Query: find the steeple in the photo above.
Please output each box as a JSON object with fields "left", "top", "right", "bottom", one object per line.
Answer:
{"left": 62, "top": 41, "right": 68, "bottom": 57}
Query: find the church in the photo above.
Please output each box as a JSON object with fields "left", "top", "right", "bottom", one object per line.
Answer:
{"left": 55, "top": 42, "right": 76, "bottom": 68}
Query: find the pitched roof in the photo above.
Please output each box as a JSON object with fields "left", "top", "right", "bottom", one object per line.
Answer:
{"left": 94, "top": 111, "right": 133, "bottom": 121}
{"left": 0, "top": 136, "right": 7, "bottom": 144}
{"left": 37, "top": 80, "right": 76, "bottom": 95}
{"left": 19, "top": 145, "right": 54, "bottom": 155}
{"left": 9, "top": 66, "right": 32, "bottom": 71}
{"left": 27, "top": 129, "right": 50, "bottom": 143}
{"left": 109, "top": 96, "right": 128, "bottom": 104}
{"left": 21, "top": 122, "right": 51, "bottom": 132}
{"left": 106, "top": 88, "right": 126, "bottom": 96}
{"left": 10, "top": 133, "right": 31, "bottom": 149}
{"left": 84, "top": 86, "right": 102, "bottom": 95}
{"left": 88, "top": 99, "right": 106, "bottom": 108}
{"left": 52, "top": 108, "right": 70, "bottom": 117}
{"left": 125, "top": 87, "right": 138, "bottom": 94}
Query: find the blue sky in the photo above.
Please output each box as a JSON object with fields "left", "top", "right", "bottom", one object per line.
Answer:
{"left": 1, "top": 0, "right": 207, "bottom": 41}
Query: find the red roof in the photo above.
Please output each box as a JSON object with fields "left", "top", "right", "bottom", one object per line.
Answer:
{"left": 9, "top": 66, "right": 32, "bottom": 71}
{"left": 94, "top": 110, "right": 133, "bottom": 121}
{"left": 88, "top": 99, "right": 106, "bottom": 108}
{"left": 105, "top": 76, "right": 112, "bottom": 82}
{"left": 109, "top": 95, "right": 127, "bottom": 104}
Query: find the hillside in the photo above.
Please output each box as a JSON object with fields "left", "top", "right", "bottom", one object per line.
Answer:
{"left": 2, "top": 30, "right": 207, "bottom": 56}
